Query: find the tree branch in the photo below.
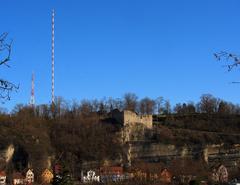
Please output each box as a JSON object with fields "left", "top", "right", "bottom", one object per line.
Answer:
{"left": 0, "top": 33, "right": 11, "bottom": 67}
{"left": 0, "top": 33, "right": 18, "bottom": 102}
{"left": 0, "top": 79, "right": 19, "bottom": 101}
{"left": 214, "top": 51, "right": 240, "bottom": 72}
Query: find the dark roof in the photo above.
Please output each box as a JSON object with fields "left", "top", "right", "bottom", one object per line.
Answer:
{"left": 13, "top": 172, "right": 24, "bottom": 179}
{"left": 211, "top": 163, "right": 226, "bottom": 170}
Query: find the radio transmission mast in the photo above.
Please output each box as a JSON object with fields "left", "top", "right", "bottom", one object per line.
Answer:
{"left": 51, "top": 9, "right": 55, "bottom": 105}
{"left": 30, "top": 72, "right": 35, "bottom": 107}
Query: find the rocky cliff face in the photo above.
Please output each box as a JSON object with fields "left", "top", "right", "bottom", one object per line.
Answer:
{"left": 0, "top": 144, "right": 15, "bottom": 169}
{"left": 128, "top": 141, "right": 240, "bottom": 169}
{"left": 0, "top": 144, "right": 15, "bottom": 163}
{"left": 4, "top": 144, "right": 14, "bottom": 163}
{"left": 0, "top": 144, "right": 52, "bottom": 174}
{"left": 119, "top": 116, "right": 240, "bottom": 169}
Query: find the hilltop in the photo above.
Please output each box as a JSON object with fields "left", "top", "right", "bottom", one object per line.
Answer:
{"left": 0, "top": 93, "right": 240, "bottom": 182}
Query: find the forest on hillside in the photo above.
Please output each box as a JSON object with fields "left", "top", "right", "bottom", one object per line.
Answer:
{"left": 0, "top": 93, "right": 240, "bottom": 180}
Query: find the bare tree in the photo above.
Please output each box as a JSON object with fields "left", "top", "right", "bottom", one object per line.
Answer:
{"left": 139, "top": 97, "right": 155, "bottom": 114}
{"left": 123, "top": 93, "right": 138, "bottom": 112}
{"left": 174, "top": 103, "right": 182, "bottom": 114}
{"left": 218, "top": 100, "right": 231, "bottom": 114}
{"left": 155, "top": 96, "right": 164, "bottom": 114}
{"left": 0, "top": 33, "right": 18, "bottom": 101}
{"left": 198, "top": 94, "right": 219, "bottom": 114}
{"left": 163, "top": 99, "right": 171, "bottom": 114}
{"left": 174, "top": 102, "right": 196, "bottom": 114}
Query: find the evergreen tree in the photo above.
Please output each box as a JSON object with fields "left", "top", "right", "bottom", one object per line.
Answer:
{"left": 52, "top": 163, "right": 73, "bottom": 185}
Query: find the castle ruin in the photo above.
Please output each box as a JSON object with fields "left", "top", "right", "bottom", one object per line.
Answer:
{"left": 111, "top": 109, "right": 152, "bottom": 129}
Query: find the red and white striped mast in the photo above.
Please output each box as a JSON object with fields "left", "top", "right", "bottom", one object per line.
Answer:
{"left": 51, "top": 9, "right": 55, "bottom": 105}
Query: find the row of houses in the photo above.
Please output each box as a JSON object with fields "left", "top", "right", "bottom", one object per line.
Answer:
{"left": 0, "top": 168, "right": 54, "bottom": 185}
{"left": 0, "top": 169, "right": 34, "bottom": 185}
{"left": 0, "top": 164, "right": 229, "bottom": 185}
{"left": 81, "top": 164, "right": 229, "bottom": 184}
{"left": 82, "top": 167, "right": 172, "bottom": 183}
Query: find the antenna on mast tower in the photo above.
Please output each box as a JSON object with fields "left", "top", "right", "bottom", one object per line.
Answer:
{"left": 51, "top": 9, "right": 55, "bottom": 105}
{"left": 30, "top": 72, "right": 35, "bottom": 107}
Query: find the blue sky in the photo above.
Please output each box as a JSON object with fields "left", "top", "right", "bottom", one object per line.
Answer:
{"left": 1, "top": 0, "right": 240, "bottom": 110}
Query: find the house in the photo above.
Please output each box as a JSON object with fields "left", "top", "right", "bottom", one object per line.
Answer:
{"left": 25, "top": 169, "right": 34, "bottom": 184}
{"left": 211, "top": 169, "right": 219, "bottom": 182}
{"left": 211, "top": 164, "right": 228, "bottom": 183}
{"left": 0, "top": 171, "right": 6, "bottom": 185}
{"left": 160, "top": 168, "right": 172, "bottom": 183}
{"left": 13, "top": 172, "right": 25, "bottom": 185}
{"left": 54, "top": 164, "right": 61, "bottom": 175}
{"left": 132, "top": 169, "right": 147, "bottom": 181}
{"left": 149, "top": 173, "right": 159, "bottom": 181}
{"left": 218, "top": 165, "right": 228, "bottom": 183}
{"left": 41, "top": 169, "right": 53, "bottom": 184}
{"left": 82, "top": 170, "right": 100, "bottom": 183}
{"left": 100, "top": 166, "right": 123, "bottom": 176}
{"left": 100, "top": 167, "right": 124, "bottom": 182}
{"left": 179, "top": 175, "right": 196, "bottom": 184}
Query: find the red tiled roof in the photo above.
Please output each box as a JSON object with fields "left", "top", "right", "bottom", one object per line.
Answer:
{"left": 100, "top": 167, "right": 123, "bottom": 175}
{"left": 54, "top": 164, "right": 61, "bottom": 174}
{"left": 0, "top": 171, "right": 6, "bottom": 177}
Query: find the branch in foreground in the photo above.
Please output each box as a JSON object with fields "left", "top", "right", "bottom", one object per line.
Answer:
{"left": 0, "top": 79, "right": 19, "bottom": 101}
{"left": 0, "top": 33, "right": 12, "bottom": 67}
{"left": 214, "top": 51, "right": 240, "bottom": 71}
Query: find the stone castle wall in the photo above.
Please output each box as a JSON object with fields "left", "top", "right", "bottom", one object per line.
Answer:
{"left": 111, "top": 109, "right": 152, "bottom": 129}
{"left": 123, "top": 110, "right": 152, "bottom": 129}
